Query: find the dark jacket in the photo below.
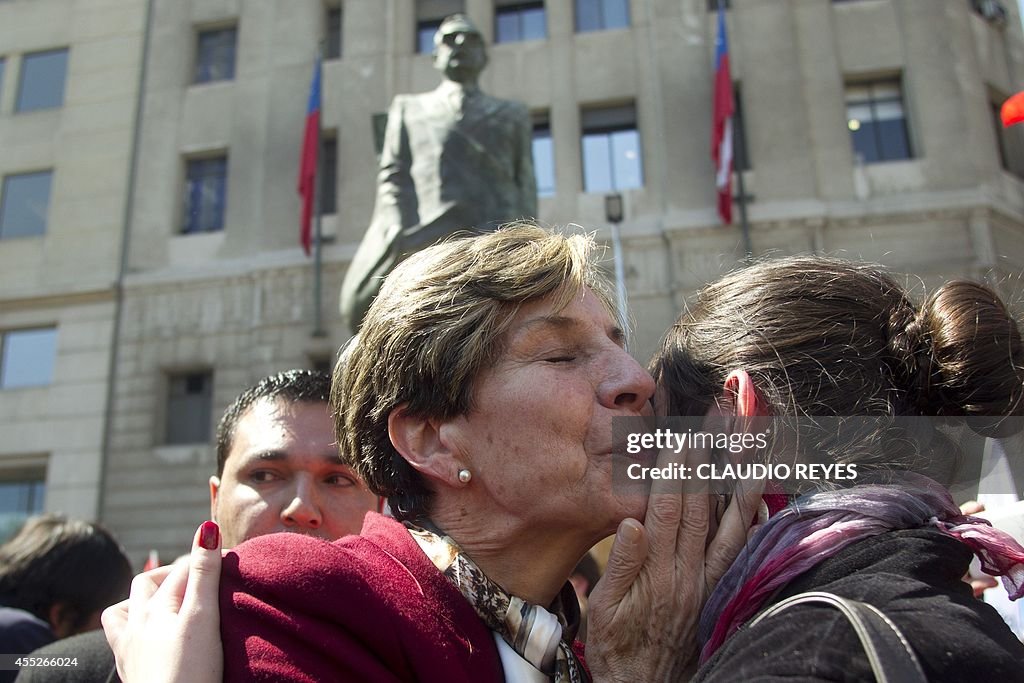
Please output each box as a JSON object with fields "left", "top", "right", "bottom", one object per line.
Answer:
{"left": 695, "top": 528, "right": 1024, "bottom": 682}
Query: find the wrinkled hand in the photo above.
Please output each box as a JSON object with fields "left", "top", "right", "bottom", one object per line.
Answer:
{"left": 586, "top": 414, "right": 764, "bottom": 682}
{"left": 102, "top": 521, "right": 224, "bottom": 683}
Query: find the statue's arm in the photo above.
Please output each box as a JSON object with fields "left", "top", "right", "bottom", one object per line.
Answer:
{"left": 516, "top": 105, "right": 538, "bottom": 218}
{"left": 372, "top": 96, "right": 417, "bottom": 232}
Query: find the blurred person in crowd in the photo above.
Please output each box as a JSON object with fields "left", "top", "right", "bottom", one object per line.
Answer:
{"left": 17, "top": 369, "right": 377, "bottom": 683}
{"left": 1, "top": 514, "right": 131, "bottom": 682}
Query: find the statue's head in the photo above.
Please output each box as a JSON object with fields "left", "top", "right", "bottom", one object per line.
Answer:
{"left": 433, "top": 14, "right": 488, "bottom": 84}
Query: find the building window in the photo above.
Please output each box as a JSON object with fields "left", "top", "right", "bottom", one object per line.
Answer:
{"left": 532, "top": 114, "right": 555, "bottom": 197}
{"left": 417, "top": 19, "right": 443, "bottom": 53}
{"left": 575, "top": 0, "right": 629, "bottom": 33}
{"left": 321, "top": 137, "right": 338, "bottom": 215}
{"left": 496, "top": 1, "right": 547, "bottom": 43}
{"left": 845, "top": 79, "right": 912, "bottom": 163}
{"left": 416, "top": 0, "right": 464, "bottom": 53}
{"left": 581, "top": 104, "right": 643, "bottom": 193}
{"left": 326, "top": 6, "right": 342, "bottom": 59}
{"left": 0, "top": 476, "right": 45, "bottom": 542}
{"left": 970, "top": 0, "right": 1008, "bottom": 23}
{"left": 993, "top": 97, "right": 1024, "bottom": 179}
{"left": 182, "top": 156, "right": 228, "bottom": 234}
{"left": 0, "top": 171, "right": 53, "bottom": 239}
{"left": 15, "top": 48, "right": 68, "bottom": 113}
{"left": 165, "top": 371, "right": 213, "bottom": 445}
{"left": 194, "top": 27, "right": 237, "bottom": 83}
{"left": 707, "top": 0, "right": 730, "bottom": 9}
{"left": 0, "top": 328, "right": 57, "bottom": 389}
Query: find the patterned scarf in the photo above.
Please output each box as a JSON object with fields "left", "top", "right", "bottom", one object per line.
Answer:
{"left": 697, "top": 473, "right": 1024, "bottom": 663}
{"left": 407, "top": 523, "right": 590, "bottom": 683}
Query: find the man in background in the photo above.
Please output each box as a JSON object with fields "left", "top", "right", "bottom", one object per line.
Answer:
{"left": 17, "top": 369, "right": 377, "bottom": 682}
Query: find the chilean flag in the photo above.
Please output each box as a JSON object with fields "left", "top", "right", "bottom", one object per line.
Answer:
{"left": 297, "top": 58, "right": 321, "bottom": 256}
{"left": 711, "top": 5, "right": 734, "bottom": 225}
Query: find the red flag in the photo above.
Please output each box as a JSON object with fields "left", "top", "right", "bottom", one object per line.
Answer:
{"left": 711, "top": 6, "right": 734, "bottom": 225}
{"left": 297, "top": 58, "right": 321, "bottom": 256}
{"left": 1001, "top": 91, "right": 1024, "bottom": 127}
{"left": 142, "top": 549, "right": 160, "bottom": 572}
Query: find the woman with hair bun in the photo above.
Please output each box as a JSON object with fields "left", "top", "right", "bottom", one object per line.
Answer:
{"left": 651, "top": 256, "right": 1024, "bottom": 681}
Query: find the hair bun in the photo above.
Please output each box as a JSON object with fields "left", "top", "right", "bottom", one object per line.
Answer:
{"left": 914, "top": 280, "right": 1024, "bottom": 434}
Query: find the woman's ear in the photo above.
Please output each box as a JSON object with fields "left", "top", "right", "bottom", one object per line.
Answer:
{"left": 388, "top": 405, "right": 460, "bottom": 485}
{"left": 722, "top": 369, "right": 767, "bottom": 418}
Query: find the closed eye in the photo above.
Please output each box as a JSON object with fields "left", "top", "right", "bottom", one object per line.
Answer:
{"left": 544, "top": 356, "right": 576, "bottom": 363}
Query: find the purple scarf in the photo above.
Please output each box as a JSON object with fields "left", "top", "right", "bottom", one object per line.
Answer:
{"left": 697, "top": 474, "right": 1024, "bottom": 663}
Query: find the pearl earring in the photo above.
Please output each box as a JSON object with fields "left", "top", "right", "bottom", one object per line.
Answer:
{"left": 458, "top": 468, "right": 472, "bottom": 484}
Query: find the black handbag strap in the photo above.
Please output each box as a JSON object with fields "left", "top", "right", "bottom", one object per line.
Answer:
{"left": 747, "top": 590, "right": 928, "bottom": 683}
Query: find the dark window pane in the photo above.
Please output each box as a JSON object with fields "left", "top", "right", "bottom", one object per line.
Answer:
{"left": 0, "top": 479, "right": 46, "bottom": 542}
{"left": 532, "top": 123, "right": 555, "bottom": 197}
{"left": 844, "top": 79, "right": 912, "bottom": 164}
{"left": 602, "top": 0, "right": 630, "bottom": 29}
{"left": 876, "top": 119, "right": 910, "bottom": 161}
{"left": 496, "top": 12, "right": 521, "bottom": 43}
{"left": 183, "top": 157, "right": 228, "bottom": 234}
{"left": 321, "top": 138, "right": 337, "bottom": 215}
{"left": 581, "top": 105, "right": 643, "bottom": 192}
{"left": 610, "top": 129, "right": 642, "bottom": 190}
{"left": 417, "top": 20, "right": 442, "bottom": 53}
{"left": 16, "top": 49, "right": 68, "bottom": 112}
{"left": 576, "top": 0, "right": 602, "bottom": 32}
{"left": 0, "top": 171, "right": 53, "bottom": 239}
{"left": 1, "top": 328, "right": 57, "bottom": 388}
{"left": 326, "top": 7, "right": 342, "bottom": 59}
{"left": 195, "top": 28, "right": 236, "bottom": 83}
{"left": 582, "top": 133, "right": 613, "bottom": 193}
{"left": 497, "top": 3, "right": 546, "bottom": 42}
{"left": 0, "top": 480, "right": 44, "bottom": 514}
{"left": 166, "top": 371, "right": 213, "bottom": 444}
{"left": 522, "top": 7, "right": 546, "bottom": 40}
{"left": 850, "top": 125, "right": 879, "bottom": 164}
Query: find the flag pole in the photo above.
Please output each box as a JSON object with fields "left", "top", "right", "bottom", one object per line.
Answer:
{"left": 737, "top": 152, "right": 753, "bottom": 262}
{"left": 312, "top": 45, "right": 326, "bottom": 338}
{"left": 727, "top": 0, "right": 752, "bottom": 261}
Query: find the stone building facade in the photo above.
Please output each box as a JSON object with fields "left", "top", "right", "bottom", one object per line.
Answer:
{"left": 2, "top": 0, "right": 1023, "bottom": 562}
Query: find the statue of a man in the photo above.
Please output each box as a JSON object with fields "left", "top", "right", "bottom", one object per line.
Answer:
{"left": 340, "top": 14, "right": 537, "bottom": 332}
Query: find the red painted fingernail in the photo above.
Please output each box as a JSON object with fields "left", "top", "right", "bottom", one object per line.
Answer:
{"left": 199, "top": 520, "right": 220, "bottom": 550}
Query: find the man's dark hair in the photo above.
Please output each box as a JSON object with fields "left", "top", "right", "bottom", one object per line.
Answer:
{"left": 215, "top": 369, "right": 332, "bottom": 476}
{"left": 0, "top": 514, "right": 132, "bottom": 632}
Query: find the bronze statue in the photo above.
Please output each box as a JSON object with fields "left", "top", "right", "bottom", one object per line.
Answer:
{"left": 340, "top": 14, "right": 537, "bottom": 332}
